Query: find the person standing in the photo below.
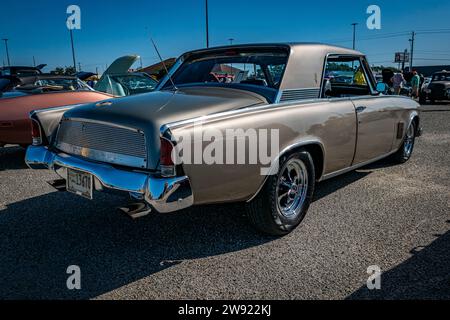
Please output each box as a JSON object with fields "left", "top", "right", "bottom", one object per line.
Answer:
{"left": 391, "top": 71, "right": 405, "bottom": 95}
{"left": 411, "top": 71, "right": 421, "bottom": 99}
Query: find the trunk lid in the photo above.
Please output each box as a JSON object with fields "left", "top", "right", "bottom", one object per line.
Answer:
{"left": 60, "top": 87, "right": 268, "bottom": 169}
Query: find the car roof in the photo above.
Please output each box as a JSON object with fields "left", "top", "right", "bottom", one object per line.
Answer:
{"left": 182, "top": 42, "right": 364, "bottom": 58}
{"left": 159, "top": 42, "right": 366, "bottom": 94}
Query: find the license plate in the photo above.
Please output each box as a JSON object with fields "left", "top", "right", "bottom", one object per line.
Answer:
{"left": 67, "top": 168, "right": 93, "bottom": 200}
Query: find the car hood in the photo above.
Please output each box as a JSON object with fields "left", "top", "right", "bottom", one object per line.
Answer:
{"left": 103, "top": 55, "right": 139, "bottom": 75}
{"left": 62, "top": 86, "right": 268, "bottom": 169}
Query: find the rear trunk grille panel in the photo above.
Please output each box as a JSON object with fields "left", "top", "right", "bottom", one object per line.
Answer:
{"left": 55, "top": 119, "right": 147, "bottom": 168}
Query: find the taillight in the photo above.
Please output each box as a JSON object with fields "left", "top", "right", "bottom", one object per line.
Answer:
{"left": 31, "top": 119, "right": 42, "bottom": 146}
{"left": 160, "top": 137, "right": 176, "bottom": 177}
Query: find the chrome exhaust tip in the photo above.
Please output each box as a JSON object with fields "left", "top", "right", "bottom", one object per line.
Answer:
{"left": 119, "top": 202, "right": 152, "bottom": 219}
{"left": 47, "top": 179, "right": 67, "bottom": 191}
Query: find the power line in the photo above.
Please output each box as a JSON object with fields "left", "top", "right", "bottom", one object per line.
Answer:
{"left": 325, "top": 28, "right": 450, "bottom": 45}
{"left": 414, "top": 58, "right": 450, "bottom": 61}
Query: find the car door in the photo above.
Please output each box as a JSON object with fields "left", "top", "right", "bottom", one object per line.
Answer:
{"left": 323, "top": 55, "right": 395, "bottom": 166}
{"left": 351, "top": 96, "right": 395, "bottom": 164}
{"left": 351, "top": 58, "right": 395, "bottom": 164}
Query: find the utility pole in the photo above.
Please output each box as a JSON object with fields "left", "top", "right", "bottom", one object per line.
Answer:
{"left": 78, "top": 62, "right": 81, "bottom": 72}
{"left": 2, "top": 38, "right": 11, "bottom": 66}
{"left": 69, "top": 29, "right": 77, "bottom": 71}
{"left": 228, "top": 38, "right": 234, "bottom": 45}
{"left": 205, "top": 0, "right": 209, "bottom": 48}
{"left": 351, "top": 23, "right": 358, "bottom": 50}
{"left": 33, "top": 56, "right": 36, "bottom": 67}
{"left": 409, "top": 31, "right": 415, "bottom": 72}
{"left": 140, "top": 56, "right": 143, "bottom": 69}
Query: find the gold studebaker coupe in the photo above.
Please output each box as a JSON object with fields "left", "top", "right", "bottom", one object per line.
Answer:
{"left": 26, "top": 43, "right": 421, "bottom": 235}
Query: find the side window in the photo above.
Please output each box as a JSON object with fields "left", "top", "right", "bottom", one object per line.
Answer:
{"left": 322, "top": 56, "right": 372, "bottom": 98}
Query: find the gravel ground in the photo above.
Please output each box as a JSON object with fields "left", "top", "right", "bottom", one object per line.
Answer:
{"left": 0, "top": 104, "right": 449, "bottom": 300}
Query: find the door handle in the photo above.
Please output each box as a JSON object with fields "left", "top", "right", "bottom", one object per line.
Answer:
{"left": 355, "top": 106, "right": 367, "bottom": 113}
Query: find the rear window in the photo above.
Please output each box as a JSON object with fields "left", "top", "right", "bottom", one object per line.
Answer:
{"left": 166, "top": 49, "right": 288, "bottom": 90}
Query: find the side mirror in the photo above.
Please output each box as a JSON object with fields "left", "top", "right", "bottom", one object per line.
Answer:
{"left": 376, "top": 82, "right": 387, "bottom": 93}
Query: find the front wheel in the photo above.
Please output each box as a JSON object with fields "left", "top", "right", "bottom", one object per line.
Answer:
{"left": 246, "top": 150, "right": 315, "bottom": 236}
{"left": 391, "top": 121, "right": 416, "bottom": 163}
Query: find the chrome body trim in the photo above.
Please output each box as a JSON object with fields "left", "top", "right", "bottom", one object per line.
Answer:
{"left": 55, "top": 118, "right": 148, "bottom": 168}
{"left": 25, "top": 146, "right": 194, "bottom": 213}
{"left": 320, "top": 149, "right": 397, "bottom": 181}
{"left": 278, "top": 88, "right": 321, "bottom": 102}
{"left": 63, "top": 117, "right": 142, "bottom": 132}
{"left": 56, "top": 141, "right": 147, "bottom": 169}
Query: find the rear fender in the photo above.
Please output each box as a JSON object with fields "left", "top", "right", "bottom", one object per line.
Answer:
{"left": 30, "top": 104, "right": 82, "bottom": 145}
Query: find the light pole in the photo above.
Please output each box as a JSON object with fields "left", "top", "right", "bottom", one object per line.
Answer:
{"left": 228, "top": 38, "right": 234, "bottom": 45}
{"left": 205, "top": 0, "right": 209, "bottom": 48}
{"left": 2, "top": 38, "right": 11, "bottom": 66}
{"left": 69, "top": 29, "right": 77, "bottom": 71}
{"left": 351, "top": 23, "right": 358, "bottom": 50}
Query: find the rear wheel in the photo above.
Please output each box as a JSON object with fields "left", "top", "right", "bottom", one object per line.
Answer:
{"left": 246, "top": 150, "right": 315, "bottom": 236}
{"left": 391, "top": 121, "right": 416, "bottom": 164}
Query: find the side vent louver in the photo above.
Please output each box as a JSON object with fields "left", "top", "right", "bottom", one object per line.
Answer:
{"left": 279, "top": 88, "right": 320, "bottom": 102}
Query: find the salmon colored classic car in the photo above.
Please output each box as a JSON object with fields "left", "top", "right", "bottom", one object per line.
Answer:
{"left": 26, "top": 44, "right": 422, "bottom": 235}
{"left": 0, "top": 75, "right": 112, "bottom": 146}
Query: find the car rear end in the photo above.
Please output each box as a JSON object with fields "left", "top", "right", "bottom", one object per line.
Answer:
{"left": 25, "top": 111, "right": 193, "bottom": 214}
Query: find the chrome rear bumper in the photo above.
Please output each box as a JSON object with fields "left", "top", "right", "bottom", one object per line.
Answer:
{"left": 25, "top": 146, "right": 194, "bottom": 213}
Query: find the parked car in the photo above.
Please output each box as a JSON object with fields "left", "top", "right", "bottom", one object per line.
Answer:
{"left": 26, "top": 43, "right": 421, "bottom": 235}
{"left": 0, "top": 75, "right": 112, "bottom": 147}
{"left": 94, "top": 55, "right": 158, "bottom": 96}
{"left": 420, "top": 71, "right": 450, "bottom": 104}
{"left": 0, "top": 64, "right": 46, "bottom": 77}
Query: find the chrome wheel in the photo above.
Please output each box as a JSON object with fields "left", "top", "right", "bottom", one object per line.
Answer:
{"left": 276, "top": 158, "right": 308, "bottom": 218}
{"left": 404, "top": 123, "right": 415, "bottom": 157}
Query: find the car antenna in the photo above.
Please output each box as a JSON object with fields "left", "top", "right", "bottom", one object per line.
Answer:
{"left": 151, "top": 38, "right": 177, "bottom": 91}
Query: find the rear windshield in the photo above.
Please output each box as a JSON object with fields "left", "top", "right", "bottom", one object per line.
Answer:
{"left": 165, "top": 49, "right": 288, "bottom": 90}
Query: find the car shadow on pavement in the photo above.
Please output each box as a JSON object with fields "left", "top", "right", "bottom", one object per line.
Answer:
{"left": 347, "top": 221, "right": 450, "bottom": 299}
{"left": 0, "top": 191, "right": 274, "bottom": 299}
{"left": 314, "top": 170, "right": 371, "bottom": 201}
{"left": 0, "top": 146, "right": 28, "bottom": 171}
{"left": 313, "top": 157, "right": 397, "bottom": 201}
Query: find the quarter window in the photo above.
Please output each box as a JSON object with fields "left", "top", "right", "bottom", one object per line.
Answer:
{"left": 322, "top": 57, "right": 371, "bottom": 98}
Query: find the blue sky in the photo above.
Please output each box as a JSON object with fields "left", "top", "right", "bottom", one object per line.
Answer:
{"left": 1, "top": 0, "right": 450, "bottom": 73}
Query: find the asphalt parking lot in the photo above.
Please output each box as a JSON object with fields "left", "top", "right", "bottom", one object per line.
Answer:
{"left": 0, "top": 104, "right": 449, "bottom": 300}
